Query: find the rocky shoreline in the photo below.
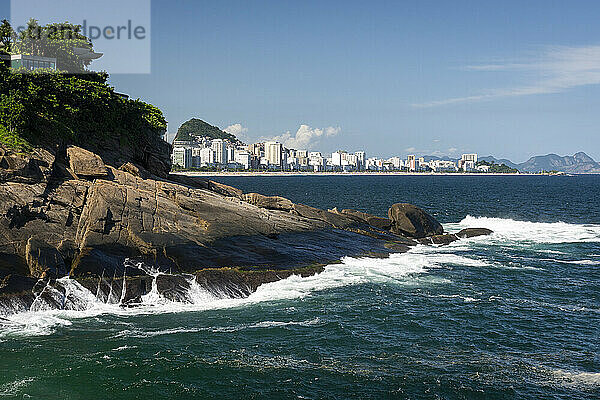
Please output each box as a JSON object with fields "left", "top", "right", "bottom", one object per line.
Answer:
{"left": 0, "top": 140, "right": 491, "bottom": 315}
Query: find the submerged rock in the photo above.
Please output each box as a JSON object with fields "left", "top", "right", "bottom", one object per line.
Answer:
{"left": 456, "top": 228, "right": 493, "bottom": 238}
{"left": 418, "top": 234, "right": 459, "bottom": 246}
{"left": 388, "top": 203, "right": 444, "bottom": 238}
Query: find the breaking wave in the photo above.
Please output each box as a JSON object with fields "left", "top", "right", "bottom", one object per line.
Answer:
{"left": 451, "top": 216, "right": 600, "bottom": 244}
{"left": 0, "top": 245, "right": 492, "bottom": 338}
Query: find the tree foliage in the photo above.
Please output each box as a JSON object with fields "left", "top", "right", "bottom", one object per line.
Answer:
{"left": 0, "top": 19, "right": 15, "bottom": 54}
{"left": 0, "top": 66, "right": 166, "bottom": 151}
{"left": 476, "top": 160, "right": 519, "bottom": 173}
{"left": 489, "top": 163, "right": 519, "bottom": 173}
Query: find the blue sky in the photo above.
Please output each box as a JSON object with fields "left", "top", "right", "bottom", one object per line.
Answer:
{"left": 3, "top": 0, "right": 600, "bottom": 161}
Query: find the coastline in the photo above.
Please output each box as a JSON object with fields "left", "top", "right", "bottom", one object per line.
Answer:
{"left": 173, "top": 171, "right": 565, "bottom": 177}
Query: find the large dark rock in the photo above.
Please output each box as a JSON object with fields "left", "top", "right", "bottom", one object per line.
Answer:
{"left": 456, "top": 228, "right": 493, "bottom": 238}
{"left": 388, "top": 203, "right": 444, "bottom": 238}
{"left": 0, "top": 274, "right": 37, "bottom": 296}
{"left": 338, "top": 209, "right": 393, "bottom": 231}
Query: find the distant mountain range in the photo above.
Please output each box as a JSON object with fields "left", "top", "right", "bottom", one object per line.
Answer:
{"left": 423, "top": 152, "right": 600, "bottom": 174}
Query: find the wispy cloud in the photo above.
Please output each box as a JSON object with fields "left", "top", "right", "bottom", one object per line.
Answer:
{"left": 413, "top": 45, "right": 600, "bottom": 107}
{"left": 268, "top": 125, "right": 341, "bottom": 150}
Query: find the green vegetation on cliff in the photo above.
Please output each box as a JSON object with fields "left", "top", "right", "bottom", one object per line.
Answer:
{"left": 0, "top": 66, "right": 166, "bottom": 152}
{"left": 0, "top": 18, "right": 166, "bottom": 155}
{"left": 176, "top": 118, "right": 238, "bottom": 142}
{"left": 0, "top": 123, "right": 32, "bottom": 153}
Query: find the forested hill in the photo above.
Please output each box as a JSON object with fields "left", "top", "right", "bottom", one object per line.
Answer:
{"left": 175, "top": 118, "right": 240, "bottom": 143}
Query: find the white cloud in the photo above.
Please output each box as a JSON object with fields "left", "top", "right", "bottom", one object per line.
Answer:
{"left": 224, "top": 123, "right": 248, "bottom": 136}
{"left": 404, "top": 147, "right": 417, "bottom": 152}
{"left": 413, "top": 45, "right": 600, "bottom": 107}
{"left": 448, "top": 147, "right": 458, "bottom": 153}
{"left": 268, "top": 125, "right": 341, "bottom": 150}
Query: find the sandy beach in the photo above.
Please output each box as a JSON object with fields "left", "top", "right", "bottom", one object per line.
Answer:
{"left": 173, "top": 171, "right": 542, "bottom": 177}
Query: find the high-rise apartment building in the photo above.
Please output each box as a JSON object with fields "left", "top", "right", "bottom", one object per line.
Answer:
{"left": 211, "top": 139, "right": 227, "bottom": 164}
{"left": 265, "top": 141, "right": 284, "bottom": 167}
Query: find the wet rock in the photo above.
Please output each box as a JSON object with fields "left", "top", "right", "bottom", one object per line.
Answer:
{"left": 384, "top": 242, "right": 412, "bottom": 253}
{"left": 195, "top": 266, "right": 325, "bottom": 298}
{"left": 67, "top": 146, "right": 108, "bottom": 178}
{"left": 388, "top": 203, "right": 444, "bottom": 239}
{"left": 419, "top": 234, "right": 459, "bottom": 246}
{"left": 155, "top": 274, "right": 192, "bottom": 303}
{"left": 456, "top": 228, "right": 493, "bottom": 238}
{"left": 25, "top": 238, "right": 67, "bottom": 278}
{"left": 71, "top": 247, "right": 127, "bottom": 277}
{"left": 0, "top": 274, "right": 37, "bottom": 296}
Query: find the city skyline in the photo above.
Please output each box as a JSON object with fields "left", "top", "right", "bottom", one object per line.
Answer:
{"left": 171, "top": 131, "right": 505, "bottom": 174}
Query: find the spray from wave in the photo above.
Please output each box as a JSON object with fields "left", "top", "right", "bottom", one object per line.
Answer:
{"left": 449, "top": 216, "right": 600, "bottom": 244}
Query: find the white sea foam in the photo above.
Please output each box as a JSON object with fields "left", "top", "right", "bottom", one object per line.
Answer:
{"left": 449, "top": 216, "right": 600, "bottom": 244}
{"left": 0, "top": 378, "right": 34, "bottom": 396}
{"left": 116, "top": 318, "right": 324, "bottom": 338}
{"left": 428, "top": 294, "right": 482, "bottom": 303}
{"left": 552, "top": 369, "right": 600, "bottom": 387}
{"left": 559, "top": 259, "right": 600, "bottom": 265}
{"left": 112, "top": 345, "right": 137, "bottom": 351}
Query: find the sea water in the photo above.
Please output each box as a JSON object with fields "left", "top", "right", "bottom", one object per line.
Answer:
{"left": 0, "top": 175, "right": 598, "bottom": 399}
